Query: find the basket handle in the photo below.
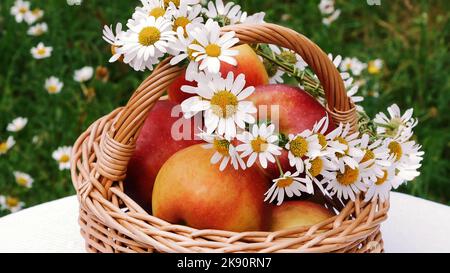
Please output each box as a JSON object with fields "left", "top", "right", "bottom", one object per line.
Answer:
{"left": 96, "top": 23, "right": 357, "bottom": 181}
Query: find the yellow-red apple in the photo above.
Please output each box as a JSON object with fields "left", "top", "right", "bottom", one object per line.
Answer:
{"left": 125, "top": 100, "right": 202, "bottom": 212}
{"left": 269, "top": 201, "right": 334, "bottom": 231}
{"left": 168, "top": 44, "right": 269, "bottom": 104}
{"left": 152, "top": 144, "right": 270, "bottom": 232}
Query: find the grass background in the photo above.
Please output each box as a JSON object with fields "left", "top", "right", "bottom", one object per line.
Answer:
{"left": 0, "top": 0, "right": 449, "bottom": 216}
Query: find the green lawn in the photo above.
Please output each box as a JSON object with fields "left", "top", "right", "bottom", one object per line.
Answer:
{"left": 0, "top": 0, "right": 449, "bottom": 216}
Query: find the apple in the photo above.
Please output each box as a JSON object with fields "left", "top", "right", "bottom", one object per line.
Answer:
{"left": 168, "top": 44, "right": 269, "bottom": 104}
{"left": 125, "top": 100, "right": 202, "bottom": 212}
{"left": 152, "top": 144, "right": 270, "bottom": 232}
{"left": 247, "top": 84, "right": 335, "bottom": 178}
{"left": 269, "top": 201, "right": 334, "bottom": 231}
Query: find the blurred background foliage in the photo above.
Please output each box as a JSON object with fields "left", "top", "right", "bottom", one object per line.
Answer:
{"left": 0, "top": 0, "right": 449, "bottom": 216}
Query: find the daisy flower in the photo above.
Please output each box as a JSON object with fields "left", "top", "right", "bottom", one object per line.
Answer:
{"left": 330, "top": 123, "right": 364, "bottom": 172}
{"left": 181, "top": 71, "right": 256, "bottom": 138}
{"left": 327, "top": 53, "right": 351, "bottom": 82}
{"left": 45, "top": 76, "right": 64, "bottom": 94}
{"left": 368, "top": 59, "right": 383, "bottom": 75}
{"left": 133, "top": 0, "right": 171, "bottom": 22}
{"left": 31, "top": 42, "right": 52, "bottom": 59}
{"left": 364, "top": 166, "right": 400, "bottom": 202}
{"left": 199, "top": 132, "right": 246, "bottom": 171}
{"left": 346, "top": 83, "right": 364, "bottom": 112}
{"left": 169, "top": 24, "right": 203, "bottom": 80}
{"left": 13, "top": 171, "right": 34, "bottom": 188}
{"left": 0, "top": 196, "right": 25, "bottom": 213}
{"left": 170, "top": 3, "right": 203, "bottom": 34}
{"left": 74, "top": 66, "right": 94, "bottom": 82}
{"left": 385, "top": 137, "right": 424, "bottom": 183}
{"left": 285, "top": 130, "right": 322, "bottom": 173}
{"left": 325, "top": 156, "right": 373, "bottom": 201}
{"left": 203, "top": 0, "right": 242, "bottom": 25}
{"left": 269, "top": 70, "right": 284, "bottom": 84}
{"left": 115, "top": 16, "right": 176, "bottom": 71}
{"left": 164, "top": 0, "right": 200, "bottom": 8}
{"left": 311, "top": 116, "right": 347, "bottom": 155}
{"left": 52, "top": 146, "right": 72, "bottom": 170}
{"left": 24, "top": 8, "right": 44, "bottom": 25}
{"left": 301, "top": 155, "right": 337, "bottom": 195}
{"left": 359, "top": 134, "right": 392, "bottom": 180}
{"left": 322, "top": 9, "right": 341, "bottom": 26}
{"left": 102, "top": 23, "right": 123, "bottom": 46}
{"left": 340, "top": 57, "right": 367, "bottom": 76}
{"left": 236, "top": 123, "right": 282, "bottom": 168}
{"left": 27, "top": 22, "right": 48, "bottom": 36}
{"left": 318, "top": 0, "right": 336, "bottom": 15}
{"left": 6, "top": 117, "right": 28, "bottom": 132}
{"left": 189, "top": 19, "right": 239, "bottom": 73}
{"left": 10, "top": 0, "right": 30, "bottom": 23}
{"left": 0, "top": 136, "right": 16, "bottom": 155}
{"left": 239, "top": 11, "right": 265, "bottom": 24}
{"left": 264, "top": 172, "right": 312, "bottom": 206}
{"left": 374, "top": 104, "right": 417, "bottom": 139}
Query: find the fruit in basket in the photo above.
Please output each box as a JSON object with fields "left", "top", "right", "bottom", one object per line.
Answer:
{"left": 247, "top": 84, "right": 333, "bottom": 178}
{"left": 269, "top": 201, "right": 334, "bottom": 231}
{"left": 152, "top": 144, "right": 270, "bottom": 232}
{"left": 125, "top": 100, "right": 202, "bottom": 212}
{"left": 168, "top": 44, "right": 269, "bottom": 104}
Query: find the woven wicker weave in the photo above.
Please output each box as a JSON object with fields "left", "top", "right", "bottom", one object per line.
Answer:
{"left": 71, "top": 23, "right": 388, "bottom": 253}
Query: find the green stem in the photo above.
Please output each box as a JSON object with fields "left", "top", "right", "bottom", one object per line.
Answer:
{"left": 275, "top": 156, "right": 284, "bottom": 177}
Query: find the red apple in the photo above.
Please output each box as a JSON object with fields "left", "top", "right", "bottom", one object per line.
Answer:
{"left": 269, "top": 201, "right": 334, "bottom": 231}
{"left": 125, "top": 100, "right": 202, "bottom": 212}
{"left": 168, "top": 44, "right": 269, "bottom": 104}
{"left": 247, "top": 84, "right": 335, "bottom": 178}
{"left": 152, "top": 144, "right": 270, "bottom": 232}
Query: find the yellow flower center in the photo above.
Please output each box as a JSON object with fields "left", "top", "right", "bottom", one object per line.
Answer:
{"left": 276, "top": 177, "right": 294, "bottom": 188}
{"left": 213, "top": 139, "right": 230, "bottom": 156}
{"left": 205, "top": 44, "right": 222, "bottom": 57}
{"left": 0, "top": 142, "right": 8, "bottom": 153}
{"left": 388, "top": 141, "right": 403, "bottom": 162}
{"left": 164, "top": 0, "right": 180, "bottom": 8}
{"left": 335, "top": 136, "right": 349, "bottom": 158}
{"left": 149, "top": 7, "right": 166, "bottom": 18}
{"left": 309, "top": 157, "right": 323, "bottom": 177}
{"left": 280, "top": 50, "right": 296, "bottom": 64}
{"left": 16, "top": 177, "right": 28, "bottom": 186}
{"left": 368, "top": 61, "right": 381, "bottom": 74}
{"left": 361, "top": 149, "right": 375, "bottom": 163}
{"left": 37, "top": 48, "right": 47, "bottom": 55}
{"left": 59, "top": 154, "right": 70, "bottom": 163}
{"left": 187, "top": 40, "right": 200, "bottom": 61}
{"left": 19, "top": 7, "right": 27, "bottom": 14}
{"left": 251, "top": 137, "right": 268, "bottom": 153}
{"left": 32, "top": 8, "right": 41, "bottom": 15}
{"left": 6, "top": 197, "right": 19, "bottom": 207}
{"left": 384, "top": 118, "right": 404, "bottom": 137}
{"left": 317, "top": 133, "right": 327, "bottom": 150}
{"left": 289, "top": 137, "right": 308, "bottom": 158}
{"left": 210, "top": 90, "right": 238, "bottom": 118}
{"left": 337, "top": 166, "right": 360, "bottom": 186}
{"left": 173, "top": 16, "right": 191, "bottom": 32}
{"left": 47, "top": 85, "right": 58, "bottom": 93}
{"left": 138, "top": 27, "right": 161, "bottom": 46}
{"left": 375, "top": 170, "right": 389, "bottom": 185}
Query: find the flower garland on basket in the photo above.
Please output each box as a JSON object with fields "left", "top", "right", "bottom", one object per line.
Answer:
{"left": 102, "top": 0, "right": 424, "bottom": 207}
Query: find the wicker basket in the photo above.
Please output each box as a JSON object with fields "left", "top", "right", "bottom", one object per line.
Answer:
{"left": 71, "top": 23, "right": 389, "bottom": 253}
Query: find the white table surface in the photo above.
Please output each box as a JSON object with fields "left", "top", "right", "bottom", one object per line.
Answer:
{"left": 0, "top": 192, "right": 449, "bottom": 253}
